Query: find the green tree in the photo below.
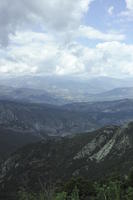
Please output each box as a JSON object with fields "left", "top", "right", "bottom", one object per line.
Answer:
{"left": 95, "top": 181, "right": 122, "bottom": 200}
{"left": 71, "top": 187, "right": 80, "bottom": 200}
{"left": 55, "top": 192, "right": 67, "bottom": 200}
{"left": 125, "top": 187, "right": 133, "bottom": 200}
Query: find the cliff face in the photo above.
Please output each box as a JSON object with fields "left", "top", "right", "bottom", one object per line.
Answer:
{"left": 1, "top": 122, "right": 133, "bottom": 196}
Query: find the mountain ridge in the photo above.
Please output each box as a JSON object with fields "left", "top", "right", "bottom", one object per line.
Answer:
{"left": 1, "top": 122, "right": 133, "bottom": 196}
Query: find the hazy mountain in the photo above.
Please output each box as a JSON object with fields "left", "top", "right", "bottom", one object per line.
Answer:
{"left": 0, "top": 84, "right": 133, "bottom": 104}
{"left": 0, "top": 85, "right": 66, "bottom": 105}
{"left": 1, "top": 122, "right": 133, "bottom": 197}
{"left": 1, "top": 75, "right": 133, "bottom": 102}
{"left": 86, "top": 76, "right": 133, "bottom": 90}
{"left": 87, "top": 87, "right": 133, "bottom": 102}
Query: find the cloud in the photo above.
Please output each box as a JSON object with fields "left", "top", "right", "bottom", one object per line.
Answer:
{"left": 0, "top": 0, "right": 94, "bottom": 46}
{"left": 56, "top": 41, "right": 133, "bottom": 77}
{"left": 125, "top": 0, "right": 133, "bottom": 10}
{"left": 78, "top": 25, "right": 125, "bottom": 41}
{"left": 55, "top": 41, "right": 133, "bottom": 77}
{"left": 0, "top": 31, "right": 132, "bottom": 78}
{"left": 0, "top": 0, "right": 131, "bottom": 79}
{"left": 108, "top": 6, "right": 114, "bottom": 16}
{"left": 119, "top": 0, "right": 133, "bottom": 20}
{"left": 91, "top": 41, "right": 133, "bottom": 77}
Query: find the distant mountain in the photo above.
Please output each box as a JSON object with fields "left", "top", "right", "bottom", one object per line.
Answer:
{"left": 1, "top": 75, "right": 133, "bottom": 102}
{"left": 1, "top": 122, "right": 133, "bottom": 197}
{"left": 0, "top": 85, "right": 66, "bottom": 105}
{"left": 0, "top": 84, "right": 133, "bottom": 104}
{"left": 89, "top": 87, "right": 133, "bottom": 102}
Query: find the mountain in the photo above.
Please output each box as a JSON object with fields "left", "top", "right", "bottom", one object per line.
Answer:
{"left": 0, "top": 128, "right": 40, "bottom": 162}
{"left": 0, "top": 85, "right": 66, "bottom": 105}
{"left": 0, "top": 76, "right": 107, "bottom": 103}
{"left": 0, "top": 99, "right": 133, "bottom": 138}
{"left": 1, "top": 98, "right": 133, "bottom": 166}
{"left": 0, "top": 100, "right": 97, "bottom": 136}
{"left": 1, "top": 122, "right": 133, "bottom": 197}
{"left": 88, "top": 87, "right": 133, "bottom": 102}
{"left": 1, "top": 84, "right": 133, "bottom": 104}
{"left": 1, "top": 75, "right": 133, "bottom": 102}
{"left": 63, "top": 98, "right": 133, "bottom": 113}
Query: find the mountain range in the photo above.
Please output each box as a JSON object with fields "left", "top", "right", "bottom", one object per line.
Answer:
{"left": 0, "top": 76, "right": 133, "bottom": 103}
{"left": 0, "top": 75, "right": 133, "bottom": 198}
{"left": 88, "top": 87, "right": 133, "bottom": 102}
{"left": 1, "top": 122, "right": 133, "bottom": 198}
{"left": 0, "top": 85, "right": 66, "bottom": 105}
{"left": 0, "top": 99, "right": 133, "bottom": 138}
{"left": 0, "top": 98, "right": 133, "bottom": 168}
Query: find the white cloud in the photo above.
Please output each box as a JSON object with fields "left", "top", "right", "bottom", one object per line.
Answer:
{"left": 108, "top": 6, "right": 114, "bottom": 16}
{"left": 78, "top": 25, "right": 125, "bottom": 41}
{"left": 0, "top": 0, "right": 94, "bottom": 46}
{"left": 87, "top": 41, "right": 133, "bottom": 77}
{"left": 0, "top": 0, "right": 131, "bottom": 79}
{"left": 59, "top": 41, "right": 133, "bottom": 77}
{"left": 119, "top": 0, "right": 133, "bottom": 20}
{"left": 125, "top": 0, "right": 133, "bottom": 10}
{"left": 56, "top": 52, "right": 85, "bottom": 75}
{"left": 0, "top": 31, "right": 132, "bottom": 78}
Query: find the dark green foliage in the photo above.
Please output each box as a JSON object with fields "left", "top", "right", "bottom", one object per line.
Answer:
{"left": 127, "top": 168, "right": 133, "bottom": 187}
{"left": 55, "top": 192, "right": 67, "bottom": 200}
{"left": 18, "top": 190, "right": 36, "bottom": 200}
{"left": 125, "top": 187, "right": 133, "bottom": 200}
{"left": 95, "top": 181, "right": 123, "bottom": 200}
{"left": 64, "top": 177, "right": 95, "bottom": 199}
{"left": 17, "top": 171, "right": 133, "bottom": 200}
{"left": 70, "top": 187, "right": 80, "bottom": 200}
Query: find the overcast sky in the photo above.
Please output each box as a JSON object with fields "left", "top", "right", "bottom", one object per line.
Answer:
{"left": 0, "top": 0, "right": 133, "bottom": 78}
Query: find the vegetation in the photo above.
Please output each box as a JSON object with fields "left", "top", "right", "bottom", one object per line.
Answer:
{"left": 18, "top": 169, "right": 133, "bottom": 200}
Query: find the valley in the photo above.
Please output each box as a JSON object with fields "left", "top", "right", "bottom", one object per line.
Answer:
{"left": 1, "top": 76, "right": 133, "bottom": 103}
{"left": 1, "top": 0, "right": 133, "bottom": 198}
{"left": 0, "top": 77, "right": 133, "bottom": 199}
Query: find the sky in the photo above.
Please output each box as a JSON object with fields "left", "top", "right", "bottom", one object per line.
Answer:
{"left": 0, "top": 0, "right": 133, "bottom": 78}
